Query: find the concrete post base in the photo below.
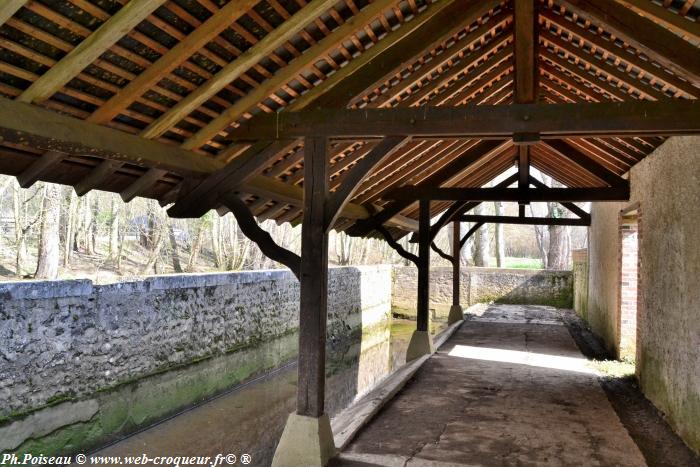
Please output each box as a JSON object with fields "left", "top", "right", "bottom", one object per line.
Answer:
{"left": 271, "top": 412, "right": 336, "bottom": 467}
{"left": 406, "top": 330, "right": 434, "bottom": 362}
{"left": 447, "top": 304, "right": 464, "bottom": 325}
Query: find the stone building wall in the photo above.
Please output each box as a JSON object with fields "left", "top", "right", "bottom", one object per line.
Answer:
{"left": 0, "top": 266, "right": 393, "bottom": 456}
{"left": 587, "top": 136, "right": 700, "bottom": 454}
{"left": 572, "top": 249, "right": 589, "bottom": 322}
{"left": 391, "top": 266, "right": 573, "bottom": 319}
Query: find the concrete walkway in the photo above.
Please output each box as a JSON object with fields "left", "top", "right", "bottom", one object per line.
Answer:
{"left": 332, "top": 304, "right": 648, "bottom": 467}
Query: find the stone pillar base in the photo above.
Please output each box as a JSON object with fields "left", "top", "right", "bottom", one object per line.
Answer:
{"left": 271, "top": 412, "right": 336, "bottom": 467}
{"left": 406, "top": 330, "right": 434, "bottom": 362}
{"left": 447, "top": 304, "right": 464, "bottom": 325}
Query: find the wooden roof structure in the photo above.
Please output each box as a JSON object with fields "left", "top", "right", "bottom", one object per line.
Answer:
{"left": 1, "top": 0, "right": 699, "bottom": 237}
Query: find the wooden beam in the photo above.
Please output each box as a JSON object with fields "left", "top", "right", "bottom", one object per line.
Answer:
{"left": 228, "top": 100, "right": 700, "bottom": 140}
{"left": 542, "top": 140, "right": 629, "bottom": 187}
{"left": 417, "top": 199, "right": 430, "bottom": 332}
{"left": 16, "top": 151, "right": 66, "bottom": 188}
{"left": 74, "top": 159, "right": 121, "bottom": 196}
{"left": 431, "top": 241, "right": 453, "bottom": 262}
{"left": 518, "top": 145, "right": 530, "bottom": 201}
{"left": 183, "top": 0, "right": 414, "bottom": 150}
{"left": 346, "top": 140, "right": 508, "bottom": 237}
{"left": 458, "top": 214, "right": 590, "bottom": 226}
{"left": 376, "top": 226, "right": 418, "bottom": 265}
{"left": 0, "top": 96, "right": 220, "bottom": 176}
{"left": 167, "top": 140, "right": 296, "bottom": 218}
{"left": 540, "top": 8, "right": 698, "bottom": 98}
{"left": 0, "top": 0, "right": 27, "bottom": 27}
{"left": 527, "top": 175, "right": 591, "bottom": 223}
{"left": 560, "top": 0, "right": 700, "bottom": 86}
{"left": 88, "top": 0, "right": 258, "bottom": 125}
{"left": 460, "top": 222, "right": 484, "bottom": 248}
{"left": 221, "top": 193, "right": 301, "bottom": 279}
{"left": 324, "top": 136, "right": 410, "bottom": 230}
{"left": 297, "top": 136, "right": 329, "bottom": 417}
{"left": 244, "top": 175, "right": 416, "bottom": 230}
{"left": 428, "top": 173, "right": 519, "bottom": 241}
{"left": 140, "top": 0, "right": 341, "bottom": 140}
{"left": 17, "top": 0, "right": 167, "bottom": 104}
{"left": 390, "top": 186, "right": 631, "bottom": 202}
{"left": 614, "top": 0, "right": 700, "bottom": 43}
{"left": 127, "top": 0, "right": 486, "bottom": 203}
{"left": 514, "top": 0, "right": 538, "bottom": 103}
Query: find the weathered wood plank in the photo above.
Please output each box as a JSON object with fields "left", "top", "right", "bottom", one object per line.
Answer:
{"left": 17, "top": 0, "right": 167, "bottom": 104}
{"left": 228, "top": 100, "right": 700, "bottom": 140}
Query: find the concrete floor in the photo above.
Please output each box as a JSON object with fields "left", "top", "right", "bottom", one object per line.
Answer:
{"left": 332, "top": 304, "right": 648, "bottom": 467}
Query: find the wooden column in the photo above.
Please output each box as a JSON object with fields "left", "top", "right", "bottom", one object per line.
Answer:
{"left": 451, "top": 221, "right": 461, "bottom": 308}
{"left": 416, "top": 199, "right": 430, "bottom": 332}
{"left": 297, "top": 136, "right": 329, "bottom": 418}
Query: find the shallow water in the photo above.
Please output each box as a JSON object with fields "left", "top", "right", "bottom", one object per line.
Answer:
{"left": 90, "top": 317, "right": 436, "bottom": 466}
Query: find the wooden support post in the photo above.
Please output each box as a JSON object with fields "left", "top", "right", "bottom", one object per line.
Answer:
{"left": 297, "top": 135, "right": 329, "bottom": 418}
{"left": 451, "top": 221, "right": 460, "bottom": 308}
{"left": 448, "top": 220, "right": 464, "bottom": 324}
{"left": 417, "top": 199, "right": 430, "bottom": 333}
{"left": 272, "top": 136, "right": 335, "bottom": 467}
{"left": 406, "top": 199, "right": 435, "bottom": 361}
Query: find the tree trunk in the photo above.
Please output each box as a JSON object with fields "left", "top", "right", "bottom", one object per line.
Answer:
{"left": 35, "top": 184, "right": 60, "bottom": 279}
{"left": 109, "top": 196, "right": 119, "bottom": 259}
{"left": 471, "top": 204, "right": 490, "bottom": 267}
{"left": 186, "top": 219, "right": 204, "bottom": 272}
{"left": 63, "top": 188, "right": 77, "bottom": 266}
{"left": 494, "top": 201, "right": 505, "bottom": 267}
{"left": 12, "top": 184, "right": 25, "bottom": 276}
{"left": 547, "top": 225, "right": 571, "bottom": 270}
{"left": 168, "top": 220, "right": 182, "bottom": 273}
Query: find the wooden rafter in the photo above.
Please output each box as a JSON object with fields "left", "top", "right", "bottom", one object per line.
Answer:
{"left": 559, "top": 0, "right": 700, "bottom": 86}
{"left": 514, "top": 0, "right": 538, "bottom": 103}
{"left": 88, "top": 0, "right": 259, "bottom": 125}
{"left": 0, "top": 0, "right": 26, "bottom": 27}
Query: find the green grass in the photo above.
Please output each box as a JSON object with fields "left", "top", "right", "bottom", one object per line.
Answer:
{"left": 588, "top": 358, "right": 636, "bottom": 379}
{"left": 502, "top": 257, "right": 543, "bottom": 269}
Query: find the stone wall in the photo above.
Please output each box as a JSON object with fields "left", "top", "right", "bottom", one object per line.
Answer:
{"left": 572, "top": 249, "right": 589, "bottom": 322}
{"left": 0, "top": 266, "right": 393, "bottom": 456}
{"left": 586, "top": 136, "right": 700, "bottom": 454}
{"left": 391, "top": 266, "right": 573, "bottom": 319}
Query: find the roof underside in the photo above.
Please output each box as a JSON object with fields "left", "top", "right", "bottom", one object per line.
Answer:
{"left": 0, "top": 0, "right": 698, "bottom": 235}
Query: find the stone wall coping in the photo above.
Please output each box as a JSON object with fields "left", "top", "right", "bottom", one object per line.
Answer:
{"left": 0, "top": 279, "right": 93, "bottom": 299}
{"left": 0, "top": 264, "right": 395, "bottom": 299}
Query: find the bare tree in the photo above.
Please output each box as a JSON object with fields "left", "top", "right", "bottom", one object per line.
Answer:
{"left": 471, "top": 204, "right": 490, "bottom": 267}
{"left": 493, "top": 201, "right": 505, "bottom": 267}
{"left": 35, "top": 184, "right": 60, "bottom": 279}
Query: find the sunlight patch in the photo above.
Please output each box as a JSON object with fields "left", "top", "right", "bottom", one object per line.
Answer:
{"left": 447, "top": 345, "right": 597, "bottom": 374}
